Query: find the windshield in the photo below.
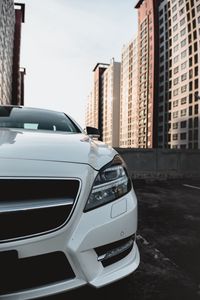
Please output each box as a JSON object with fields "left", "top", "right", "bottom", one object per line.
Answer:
{"left": 0, "top": 106, "right": 82, "bottom": 133}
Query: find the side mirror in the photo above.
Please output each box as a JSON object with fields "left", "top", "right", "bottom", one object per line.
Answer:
{"left": 86, "top": 126, "right": 100, "bottom": 139}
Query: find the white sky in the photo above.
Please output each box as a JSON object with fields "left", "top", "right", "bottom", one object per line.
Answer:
{"left": 17, "top": 0, "right": 138, "bottom": 127}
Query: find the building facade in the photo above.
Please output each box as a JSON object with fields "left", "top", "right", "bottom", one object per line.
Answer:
{"left": 0, "top": 0, "right": 15, "bottom": 105}
{"left": 120, "top": 37, "right": 138, "bottom": 148}
{"left": 157, "top": 0, "right": 200, "bottom": 149}
{"left": 102, "top": 59, "right": 121, "bottom": 147}
{"left": 85, "top": 90, "right": 94, "bottom": 128}
{"left": 135, "top": 0, "right": 159, "bottom": 148}
{"left": 85, "top": 60, "right": 120, "bottom": 147}
{"left": 12, "top": 2, "right": 25, "bottom": 105}
{"left": 91, "top": 63, "right": 109, "bottom": 138}
{"left": 0, "top": 0, "right": 25, "bottom": 106}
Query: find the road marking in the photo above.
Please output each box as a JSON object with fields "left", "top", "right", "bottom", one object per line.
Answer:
{"left": 183, "top": 184, "right": 200, "bottom": 190}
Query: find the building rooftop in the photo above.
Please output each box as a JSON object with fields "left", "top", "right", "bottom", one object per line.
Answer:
{"left": 93, "top": 63, "right": 109, "bottom": 72}
{"left": 14, "top": 2, "right": 25, "bottom": 23}
{"left": 135, "top": 0, "right": 144, "bottom": 8}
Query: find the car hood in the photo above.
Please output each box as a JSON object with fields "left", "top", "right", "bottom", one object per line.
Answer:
{"left": 0, "top": 128, "right": 117, "bottom": 170}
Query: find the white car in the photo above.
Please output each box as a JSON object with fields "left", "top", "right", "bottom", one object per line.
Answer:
{"left": 0, "top": 105, "right": 139, "bottom": 299}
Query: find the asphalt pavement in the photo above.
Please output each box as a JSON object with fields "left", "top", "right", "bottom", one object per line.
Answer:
{"left": 43, "top": 179, "right": 200, "bottom": 300}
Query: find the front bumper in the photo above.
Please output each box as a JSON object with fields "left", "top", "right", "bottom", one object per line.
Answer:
{"left": 0, "top": 161, "right": 139, "bottom": 299}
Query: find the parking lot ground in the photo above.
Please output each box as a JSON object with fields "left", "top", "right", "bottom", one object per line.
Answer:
{"left": 133, "top": 179, "right": 200, "bottom": 300}
{"left": 43, "top": 179, "right": 200, "bottom": 300}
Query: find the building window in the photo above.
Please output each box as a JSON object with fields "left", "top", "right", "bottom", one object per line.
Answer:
{"left": 195, "top": 104, "right": 198, "bottom": 114}
{"left": 194, "top": 67, "right": 198, "bottom": 76}
{"left": 181, "top": 50, "right": 187, "bottom": 58}
{"left": 181, "top": 73, "right": 187, "bottom": 81}
{"left": 181, "top": 85, "right": 187, "bottom": 93}
{"left": 181, "top": 39, "right": 187, "bottom": 47}
{"left": 195, "top": 79, "right": 198, "bottom": 89}
{"left": 172, "top": 4, "right": 177, "bottom": 13}
{"left": 174, "top": 67, "right": 179, "bottom": 74}
{"left": 180, "top": 28, "right": 186, "bottom": 36}
{"left": 180, "top": 18, "right": 186, "bottom": 26}
{"left": 181, "top": 61, "right": 187, "bottom": 69}
{"left": 181, "top": 121, "right": 187, "bottom": 128}
{"left": 173, "top": 24, "right": 178, "bottom": 32}
{"left": 181, "top": 109, "right": 187, "bottom": 116}
{"left": 189, "top": 81, "right": 193, "bottom": 91}
{"left": 173, "top": 14, "right": 178, "bottom": 22}
{"left": 181, "top": 97, "right": 187, "bottom": 104}
{"left": 189, "top": 57, "right": 193, "bottom": 67}
{"left": 180, "top": 132, "right": 187, "bottom": 140}
{"left": 173, "top": 100, "right": 179, "bottom": 107}
{"left": 173, "top": 77, "right": 179, "bottom": 85}
{"left": 189, "top": 93, "right": 193, "bottom": 103}
{"left": 173, "top": 134, "right": 178, "bottom": 140}
{"left": 174, "top": 55, "right": 179, "bottom": 63}
{"left": 179, "top": 7, "right": 185, "bottom": 15}
{"left": 173, "top": 88, "right": 179, "bottom": 96}
{"left": 173, "top": 111, "right": 178, "bottom": 118}
{"left": 173, "top": 122, "right": 178, "bottom": 129}
{"left": 180, "top": 144, "right": 187, "bottom": 149}
{"left": 194, "top": 117, "right": 198, "bottom": 127}
{"left": 174, "top": 44, "right": 179, "bottom": 52}
{"left": 173, "top": 34, "right": 179, "bottom": 42}
{"left": 188, "top": 34, "right": 192, "bottom": 44}
{"left": 193, "top": 129, "right": 198, "bottom": 140}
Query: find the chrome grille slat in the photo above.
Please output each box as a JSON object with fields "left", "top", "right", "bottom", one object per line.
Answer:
{"left": 0, "top": 198, "right": 74, "bottom": 213}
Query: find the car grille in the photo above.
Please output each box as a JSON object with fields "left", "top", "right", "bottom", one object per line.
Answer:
{"left": 0, "top": 251, "right": 75, "bottom": 295}
{"left": 0, "top": 178, "right": 80, "bottom": 242}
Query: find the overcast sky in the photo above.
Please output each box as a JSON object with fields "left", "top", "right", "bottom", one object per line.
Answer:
{"left": 18, "top": 0, "right": 138, "bottom": 127}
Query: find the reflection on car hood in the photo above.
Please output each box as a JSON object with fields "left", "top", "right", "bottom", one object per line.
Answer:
{"left": 0, "top": 128, "right": 117, "bottom": 170}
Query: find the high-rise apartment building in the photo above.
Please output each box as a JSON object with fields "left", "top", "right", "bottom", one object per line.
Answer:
{"left": 136, "top": 0, "right": 200, "bottom": 149}
{"left": 157, "top": 0, "right": 200, "bottom": 149}
{"left": 102, "top": 59, "right": 121, "bottom": 147}
{"left": 85, "top": 60, "right": 120, "bottom": 147}
{"left": 85, "top": 90, "right": 94, "bottom": 127}
{"left": 91, "top": 63, "right": 109, "bottom": 138}
{"left": 120, "top": 37, "right": 138, "bottom": 148}
{"left": 0, "top": 0, "right": 15, "bottom": 105}
{"left": 12, "top": 2, "right": 25, "bottom": 105}
{"left": 135, "top": 0, "right": 159, "bottom": 148}
{"left": 0, "top": 0, "right": 25, "bottom": 106}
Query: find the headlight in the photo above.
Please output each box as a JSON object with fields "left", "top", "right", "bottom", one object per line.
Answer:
{"left": 84, "top": 155, "right": 132, "bottom": 212}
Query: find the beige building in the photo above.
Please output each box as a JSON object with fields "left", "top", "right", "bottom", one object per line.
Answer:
{"left": 0, "top": 0, "right": 15, "bottom": 105}
{"left": 86, "top": 60, "right": 120, "bottom": 147}
{"left": 120, "top": 37, "right": 138, "bottom": 148}
{"left": 85, "top": 90, "right": 94, "bottom": 127}
{"left": 102, "top": 59, "right": 121, "bottom": 147}
{"left": 85, "top": 63, "right": 109, "bottom": 138}
{"left": 135, "top": 0, "right": 159, "bottom": 148}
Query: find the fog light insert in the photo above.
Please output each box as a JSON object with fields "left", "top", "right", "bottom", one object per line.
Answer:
{"left": 95, "top": 235, "right": 135, "bottom": 267}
